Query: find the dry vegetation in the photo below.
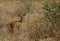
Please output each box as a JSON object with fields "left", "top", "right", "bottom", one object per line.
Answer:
{"left": 0, "top": 0, "right": 60, "bottom": 41}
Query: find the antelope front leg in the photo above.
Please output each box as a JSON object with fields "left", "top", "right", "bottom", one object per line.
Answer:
{"left": 9, "top": 21, "right": 21, "bottom": 34}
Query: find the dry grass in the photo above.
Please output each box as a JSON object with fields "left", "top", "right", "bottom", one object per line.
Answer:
{"left": 0, "top": 0, "right": 60, "bottom": 41}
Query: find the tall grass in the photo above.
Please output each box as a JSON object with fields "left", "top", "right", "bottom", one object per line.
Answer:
{"left": 44, "top": 0, "right": 60, "bottom": 34}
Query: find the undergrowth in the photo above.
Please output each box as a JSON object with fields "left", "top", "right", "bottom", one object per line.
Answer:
{"left": 44, "top": 0, "right": 60, "bottom": 34}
